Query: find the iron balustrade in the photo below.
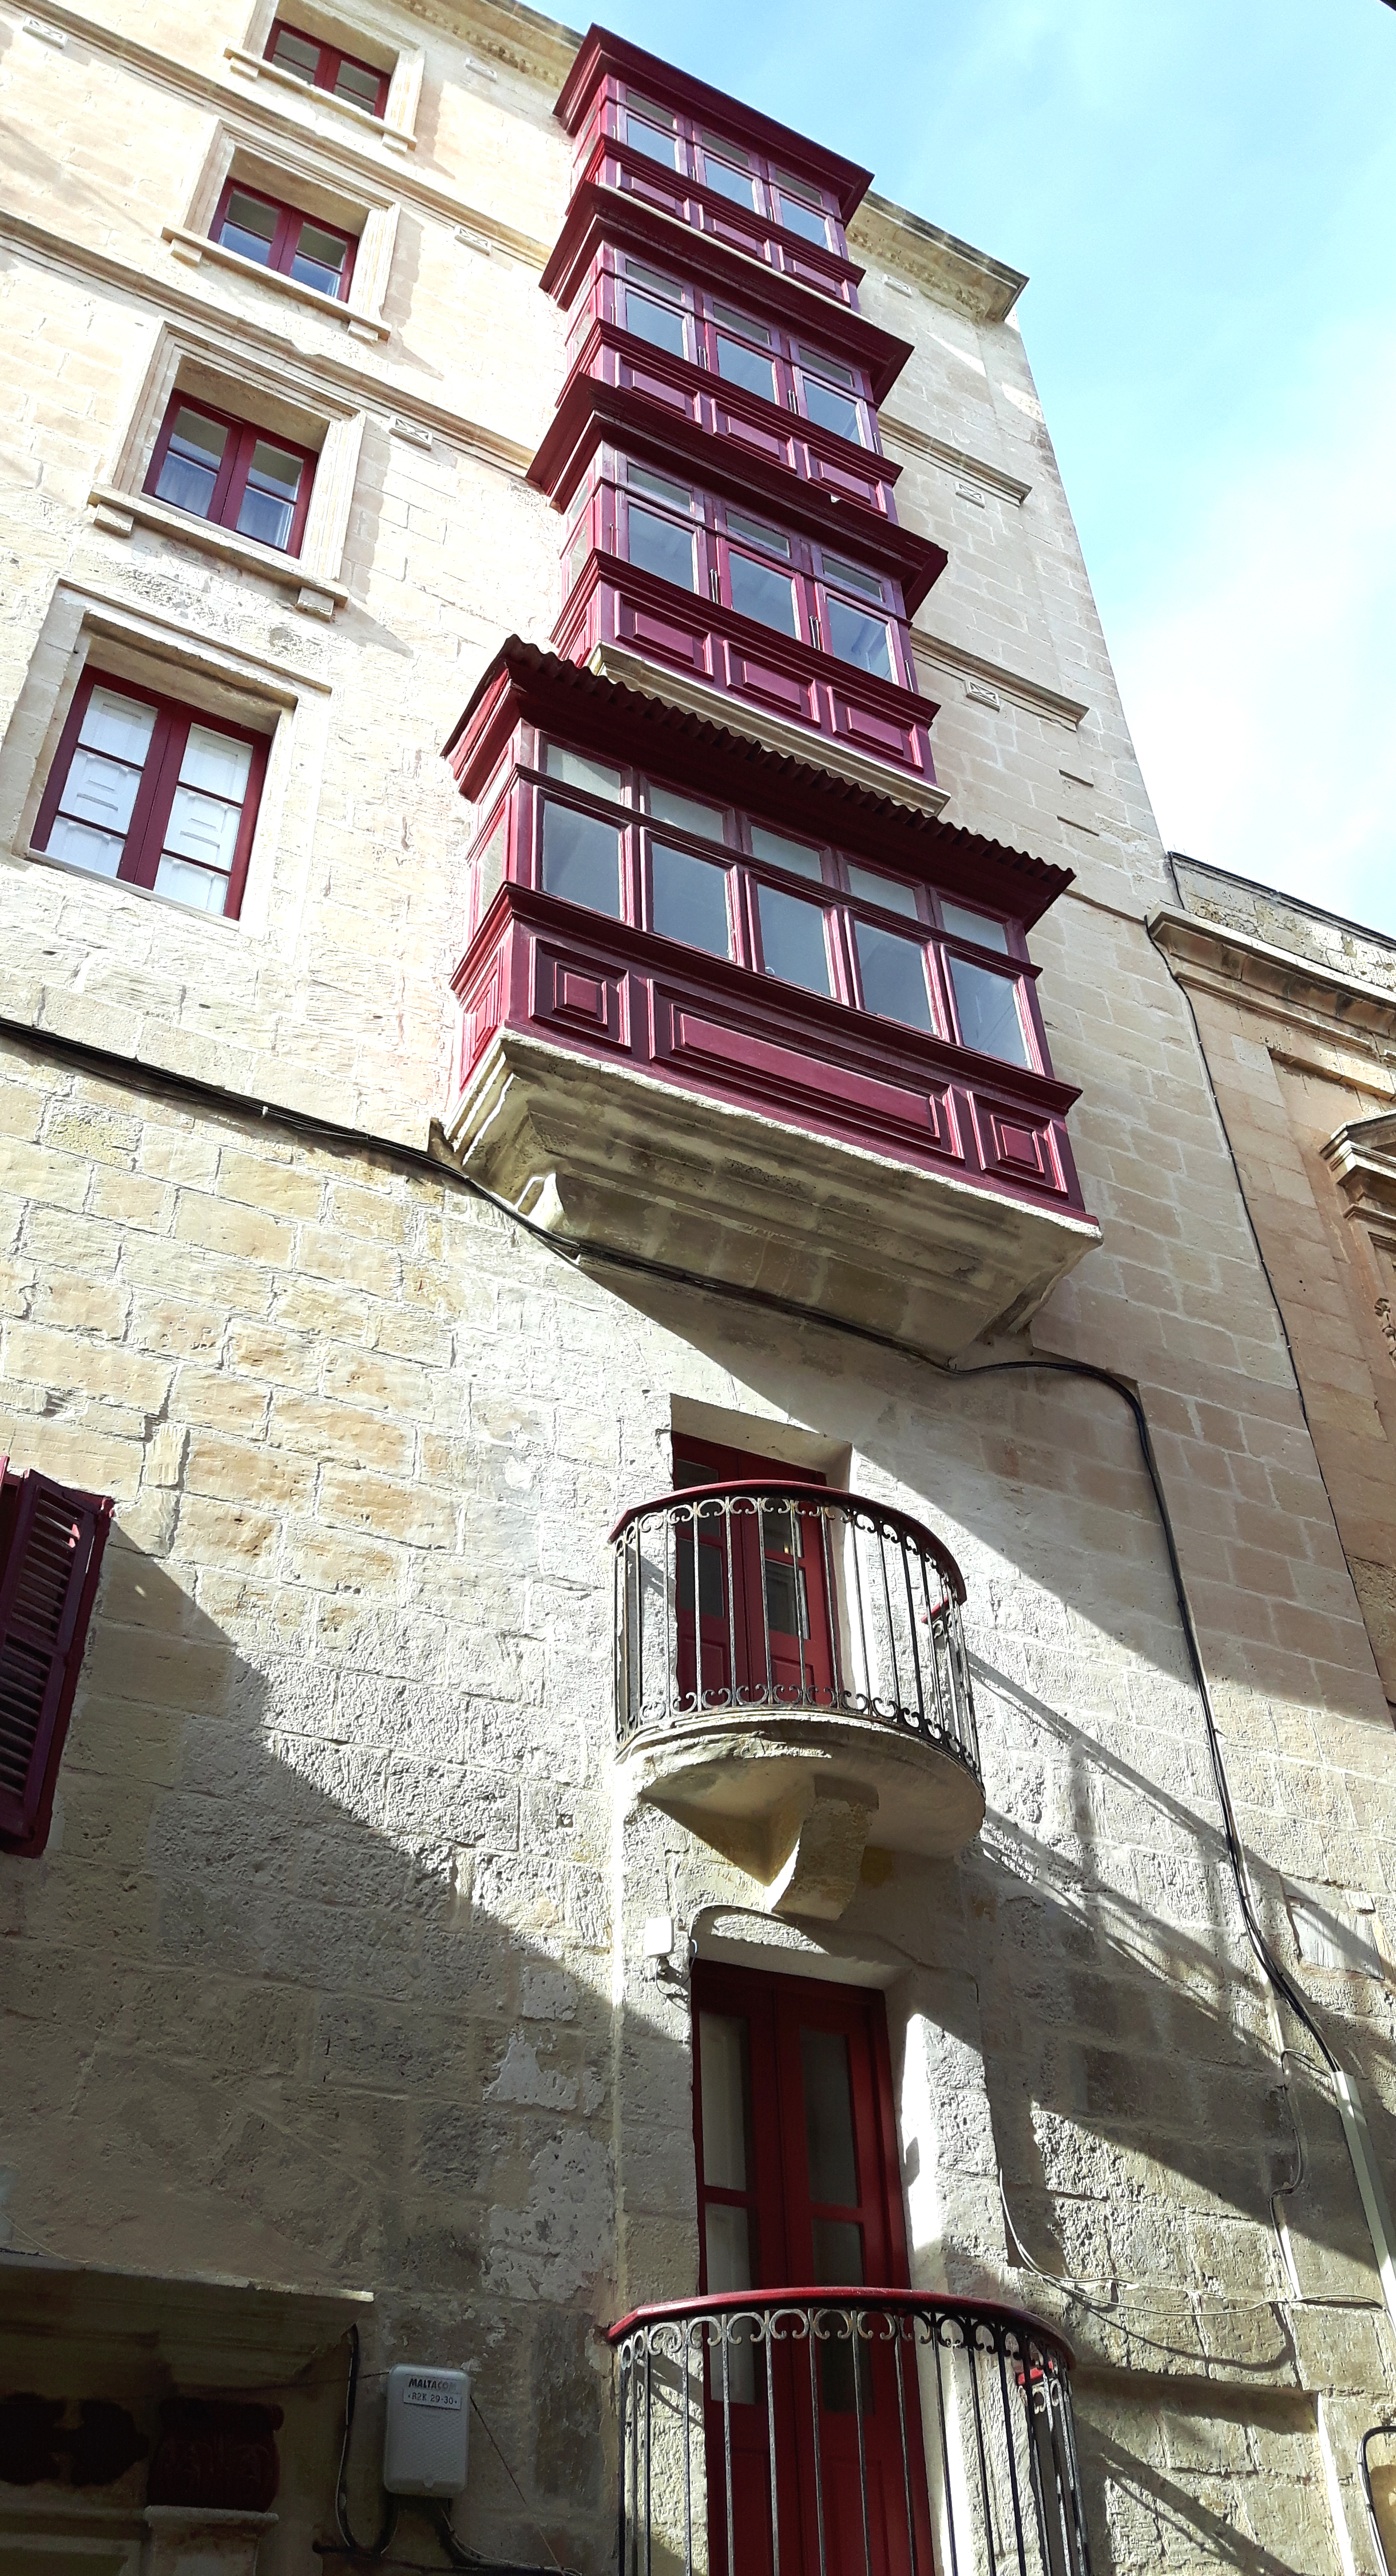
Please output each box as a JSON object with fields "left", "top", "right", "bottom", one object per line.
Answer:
{"left": 610, "top": 1481, "right": 979, "bottom": 1780}
{"left": 610, "top": 2289, "right": 1092, "bottom": 2576}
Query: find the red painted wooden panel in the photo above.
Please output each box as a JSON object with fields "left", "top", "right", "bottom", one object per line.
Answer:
{"left": 534, "top": 941, "right": 631, "bottom": 1050}
{"left": 652, "top": 988, "right": 961, "bottom": 1162}
{"left": 970, "top": 1095, "right": 1068, "bottom": 1195}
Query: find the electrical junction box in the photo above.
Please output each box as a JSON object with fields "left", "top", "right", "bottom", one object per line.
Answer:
{"left": 382, "top": 2366, "right": 470, "bottom": 2497}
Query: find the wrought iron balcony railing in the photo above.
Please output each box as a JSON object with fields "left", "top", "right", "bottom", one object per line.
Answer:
{"left": 611, "top": 1480, "right": 979, "bottom": 1781}
{"left": 610, "top": 2289, "right": 1092, "bottom": 2576}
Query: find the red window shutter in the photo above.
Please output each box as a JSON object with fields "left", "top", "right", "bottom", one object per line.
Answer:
{"left": 0, "top": 1467, "right": 113, "bottom": 1859}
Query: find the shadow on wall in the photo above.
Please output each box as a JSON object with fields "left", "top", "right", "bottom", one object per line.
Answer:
{"left": 1, "top": 1313, "right": 1388, "bottom": 2576}
{"left": 589, "top": 1267, "right": 1391, "bottom": 2303}
{"left": 0, "top": 1541, "right": 618, "bottom": 2576}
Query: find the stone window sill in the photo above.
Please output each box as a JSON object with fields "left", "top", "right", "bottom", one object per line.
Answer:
{"left": 20, "top": 841, "right": 245, "bottom": 926}
{"left": 86, "top": 484, "right": 347, "bottom": 617}
{"left": 224, "top": 46, "right": 415, "bottom": 152}
{"left": 160, "top": 225, "right": 391, "bottom": 341}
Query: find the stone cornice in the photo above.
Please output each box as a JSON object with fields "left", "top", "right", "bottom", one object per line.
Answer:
{"left": 910, "top": 629, "right": 1088, "bottom": 728}
{"left": 1151, "top": 906, "right": 1396, "bottom": 1056}
{"left": 879, "top": 416, "right": 1031, "bottom": 506}
{"left": 9, "top": 0, "right": 553, "bottom": 264}
{"left": 850, "top": 196, "right": 1026, "bottom": 327}
{"left": 0, "top": 209, "right": 536, "bottom": 474}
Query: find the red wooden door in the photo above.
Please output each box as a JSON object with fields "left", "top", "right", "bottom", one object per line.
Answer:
{"left": 693, "top": 1963, "right": 934, "bottom": 2576}
{"left": 672, "top": 1437, "right": 835, "bottom": 1710}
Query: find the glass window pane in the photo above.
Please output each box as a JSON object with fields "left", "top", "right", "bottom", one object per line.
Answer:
{"left": 729, "top": 552, "right": 797, "bottom": 635}
{"left": 220, "top": 191, "right": 277, "bottom": 263}
{"left": 541, "top": 801, "right": 621, "bottom": 917}
{"left": 826, "top": 598, "right": 894, "bottom": 679}
{"left": 237, "top": 441, "right": 303, "bottom": 550}
{"left": 704, "top": 2207, "right": 757, "bottom": 2404}
{"left": 758, "top": 883, "right": 831, "bottom": 993}
{"left": 270, "top": 27, "right": 319, "bottom": 78}
{"left": 798, "top": 345, "right": 855, "bottom": 388}
{"left": 164, "top": 784, "right": 244, "bottom": 873}
{"left": 651, "top": 843, "right": 729, "bottom": 957}
{"left": 625, "top": 260, "right": 682, "bottom": 297}
{"left": 940, "top": 900, "right": 1009, "bottom": 953}
{"left": 45, "top": 817, "right": 125, "bottom": 878}
{"left": 334, "top": 57, "right": 379, "bottom": 108}
{"left": 699, "top": 2013, "right": 753, "bottom": 2191}
{"left": 703, "top": 157, "right": 757, "bottom": 209}
{"left": 802, "top": 379, "right": 862, "bottom": 442}
{"left": 716, "top": 336, "right": 776, "bottom": 403}
{"left": 154, "top": 853, "right": 231, "bottom": 913}
{"left": 625, "top": 112, "right": 680, "bottom": 168}
{"left": 544, "top": 744, "right": 622, "bottom": 798}
{"left": 60, "top": 745, "right": 144, "bottom": 836}
{"left": 78, "top": 686, "right": 158, "bottom": 766}
{"left": 179, "top": 726, "right": 253, "bottom": 801}
{"left": 628, "top": 503, "right": 695, "bottom": 591}
{"left": 705, "top": 2202, "right": 754, "bottom": 2293}
{"left": 628, "top": 462, "right": 691, "bottom": 510}
{"left": 823, "top": 552, "right": 883, "bottom": 602}
{"left": 749, "top": 826, "right": 822, "bottom": 882}
{"left": 648, "top": 784, "right": 724, "bottom": 840}
{"left": 154, "top": 408, "right": 228, "bottom": 518}
{"left": 622, "top": 289, "right": 685, "bottom": 356}
{"left": 846, "top": 862, "right": 919, "bottom": 919}
{"left": 802, "top": 2027, "right": 859, "bottom": 2205}
{"left": 728, "top": 510, "right": 789, "bottom": 556}
{"left": 778, "top": 194, "right": 828, "bottom": 246}
{"left": 856, "top": 923, "right": 932, "bottom": 1031}
{"left": 811, "top": 2216, "right": 864, "bottom": 2284}
{"left": 949, "top": 959, "right": 1030, "bottom": 1064}
{"left": 291, "top": 222, "right": 348, "bottom": 293}
{"left": 712, "top": 301, "right": 771, "bottom": 347}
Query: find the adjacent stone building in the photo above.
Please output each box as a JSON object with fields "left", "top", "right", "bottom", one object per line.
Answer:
{"left": 2, "top": 8, "right": 1396, "bottom": 2576}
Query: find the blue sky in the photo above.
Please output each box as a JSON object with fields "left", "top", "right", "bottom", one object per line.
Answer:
{"left": 588, "top": 1, "right": 1396, "bottom": 932}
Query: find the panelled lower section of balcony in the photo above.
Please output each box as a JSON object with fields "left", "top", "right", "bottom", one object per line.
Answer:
{"left": 557, "top": 553, "right": 942, "bottom": 808}
{"left": 444, "top": 887, "right": 1101, "bottom": 1361}
{"left": 531, "top": 343, "right": 919, "bottom": 542}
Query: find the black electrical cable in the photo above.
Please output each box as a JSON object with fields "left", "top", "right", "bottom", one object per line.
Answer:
{"left": 335, "top": 2326, "right": 398, "bottom": 2561}
{"left": 1361, "top": 2424, "right": 1396, "bottom": 2576}
{"left": 0, "top": 1003, "right": 1354, "bottom": 2072}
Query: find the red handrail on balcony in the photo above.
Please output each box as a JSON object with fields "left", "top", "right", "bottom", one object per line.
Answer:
{"left": 609, "top": 2287, "right": 1093, "bottom": 2576}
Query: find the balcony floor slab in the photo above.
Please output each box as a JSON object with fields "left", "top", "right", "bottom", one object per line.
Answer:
{"left": 443, "top": 1027, "right": 1101, "bottom": 1359}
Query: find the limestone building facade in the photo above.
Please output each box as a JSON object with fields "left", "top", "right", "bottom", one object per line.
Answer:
{"left": 2, "top": 8, "right": 1396, "bottom": 2576}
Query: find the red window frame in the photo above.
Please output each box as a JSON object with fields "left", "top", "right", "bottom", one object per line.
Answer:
{"left": 598, "top": 259, "right": 879, "bottom": 450}
{"left": 519, "top": 745, "right": 1045, "bottom": 1065}
{"left": 0, "top": 1460, "right": 112, "bottom": 1860}
{"left": 265, "top": 21, "right": 390, "bottom": 116}
{"left": 143, "top": 393, "right": 318, "bottom": 558}
{"left": 33, "top": 668, "right": 269, "bottom": 923}
{"left": 606, "top": 88, "right": 846, "bottom": 259}
{"left": 210, "top": 178, "right": 358, "bottom": 304}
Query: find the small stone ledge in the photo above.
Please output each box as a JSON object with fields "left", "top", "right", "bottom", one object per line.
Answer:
{"left": 160, "top": 228, "right": 391, "bottom": 341}
{"left": 911, "top": 628, "right": 1089, "bottom": 729}
{"left": 86, "top": 485, "right": 348, "bottom": 615}
{"left": 880, "top": 414, "right": 1032, "bottom": 506}
{"left": 223, "top": 45, "right": 414, "bottom": 149}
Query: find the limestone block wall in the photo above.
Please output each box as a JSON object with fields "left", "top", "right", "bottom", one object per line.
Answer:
{"left": 2, "top": 2, "right": 1396, "bottom": 2573}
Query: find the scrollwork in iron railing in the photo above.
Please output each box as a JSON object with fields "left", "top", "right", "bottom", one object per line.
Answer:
{"left": 610, "top": 1481, "right": 978, "bottom": 1779}
{"left": 609, "top": 2289, "right": 1092, "bottom": 2576}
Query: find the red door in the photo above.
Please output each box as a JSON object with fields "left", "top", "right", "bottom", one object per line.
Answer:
{"left": 692, "top": 1962, "right": 934, "bottom": 2576}
{"left": 672, "top": 1437, "right": 835, "bottom": 1711}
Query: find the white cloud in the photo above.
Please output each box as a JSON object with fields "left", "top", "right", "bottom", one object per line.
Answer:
{"left": 1109, "top": 323, "right": 1396, "bottom": 936}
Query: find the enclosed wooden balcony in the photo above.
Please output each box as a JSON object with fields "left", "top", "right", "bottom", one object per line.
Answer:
{"left": 441, "top": 643, "right": 1100, "bottom": 1362}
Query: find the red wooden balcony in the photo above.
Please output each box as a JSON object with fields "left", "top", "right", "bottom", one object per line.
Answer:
{"left": 554, "top": 548, "right": 939, "bottom": 808}
{"left": 440, "top": 645, "right": 1100, "bottom": 1365}
{"left": 553, "top": 27, "right": 872, "bottom": 303}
